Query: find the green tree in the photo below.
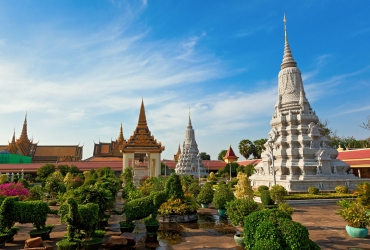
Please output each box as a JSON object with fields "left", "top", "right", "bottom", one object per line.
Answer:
{"left": 199, "top": 152, "right": 211, "bottom": 160}
{"left": 253, "top": 139, "right": 267, "bottom": 159}
{"left": 69, "top": 165, "right": 81, "bottom": 175}
{"left": 238, "top": 139, "right": 256, "bottom": 159}
{"left": 236, "top": 164, "right": 256, "bottom": 177}
{"left": 57, "top": 165, "right": 70, "bottom": 176}
{"left": 218, "top": 150, "right": 227, "bottom": 161}
{"left": 218, "top": 162, "right": 239, "bottom": 178}
{"left": 36, "top": 164, "right": 56, "bottom": 182}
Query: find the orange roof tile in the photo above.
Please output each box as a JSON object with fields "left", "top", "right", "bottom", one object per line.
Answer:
{"left": 337, "top": 148, "right": 370, "bottom": 160}
{"left": 34, "top": 146, "right": 81, "bottom": 157}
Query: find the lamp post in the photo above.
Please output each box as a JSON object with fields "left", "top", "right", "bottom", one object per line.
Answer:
{"left": 197, "top": 153, "right": 201, "bottom": 185}
{"left": 229, "top": 162, "right": 232, "bottom": 181}
{"left": 267, "top": 138, "right": 276, "bottom": 186}
{"left": 207, "top": 163, "right": 209, "bottom": 173}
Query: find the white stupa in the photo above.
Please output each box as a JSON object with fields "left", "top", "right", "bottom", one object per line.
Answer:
{"left": 175, "top": 112, "right": 208, "bottom": 176}
{"left": 250, "top": 15, "right": 367, "bottom": 191}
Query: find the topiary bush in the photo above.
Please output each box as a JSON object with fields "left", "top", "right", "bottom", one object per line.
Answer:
{"left": 335, "top": 185, "right": 348, "bottom": 194}
{"left": 270, "top": 184, "right": 287, "bottom": 203}
{"left": 260, "top": 190, "right": 274, "bottom": 206}
{"left": 212, "top": 184, "right": 234, "bottom": 210}
{"left": 188, "top": 182, "right": 201, "bottom": 197}
{"left": 308, "top": 186, "right": 319, "bottom": 195}
{"left": 196, "top": 183, "right": 214, "bottom": 205}
{"left": 243, "top": 209, "right": 320, "bottom": 250}
{"left": 225, "top": 198, "right": 259, "bottom": 226}
{"left": 258, "top": 185, "right": 269, "bottom": 193}
{"left": 165, "top": 173, "right": 184, "bottom": 200}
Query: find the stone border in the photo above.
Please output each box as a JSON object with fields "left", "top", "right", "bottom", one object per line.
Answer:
{"left": 158, "top": 212, "right": 198, "bottom": 223}
{"left": 254, "top": 196, "right": 354, "bottom": 206}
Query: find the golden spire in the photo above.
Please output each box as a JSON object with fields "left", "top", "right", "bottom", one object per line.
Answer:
{"left": 11, "top": 129, "right": 16, "bottom": 143}
{"left": 19, "top": 112, "right": 29, "bottom": 141}
{"left": 281, "top": 14, "right": 297, "bottom": 69}
{"left": 138, "top": 98, "right": 148, "bottom": 127}
{"left": 117, "top": 123, "right": 124, "bottom": 142}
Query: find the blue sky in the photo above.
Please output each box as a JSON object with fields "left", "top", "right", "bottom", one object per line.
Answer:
{"left": 0, "top": 1, "right": 369, "bottom": 160}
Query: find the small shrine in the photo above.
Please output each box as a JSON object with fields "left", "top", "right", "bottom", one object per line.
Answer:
{"left": 121, "top": 99, "right": 165, "bottom": 179}
{"left": 223, "top": 144, "right": 239, "bottom": 163}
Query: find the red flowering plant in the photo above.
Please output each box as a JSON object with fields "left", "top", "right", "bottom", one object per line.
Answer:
{"left": 0, "top": 182, "right": 29, "bottom": 200}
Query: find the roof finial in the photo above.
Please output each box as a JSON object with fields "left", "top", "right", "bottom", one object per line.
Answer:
{"left": 138, "top": 98, "right": 148, "bottom": 127}
{"left": 188, "top": 107, "right": 192, "bottom": 127}
{"left": 281, "top": 14, "right": 297, "bottom": 69}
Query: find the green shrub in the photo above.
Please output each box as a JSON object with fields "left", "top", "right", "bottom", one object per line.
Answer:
{"left": 127, "top": 190, "right": 143, "bottom": 202}
{"left": 308, "top": 186, "right": 319, "bottom": 195}
{"left": 197, "top": 184, "right": 214, "bottom": 204}
{"left": 0, "top": 175, "right": 8, "bottom": 184}
{"left": 243, "top": 209, "right": 319, "bottom": 250}
{"left": 227, "top": 178, "right": 238, "bottom": 189}
{"left": 165, "top": 173, "right": 184, "bottom": 200}
{"left": 225, "top": 198, "right": 259, "bottom": 226}
{"left": 188, "top": 182, "right": 201, "bottom": 197}
{"left": 270, "top": 184, "right": 287, "bottom": 203}
{"left": 212, "top": 184, "right": 234, "bottom": 210}
{"left": 78, "top": 203, "right": 99, "bottom": 241}
{"left": 277, "top": 202, "right": 294, "bottom": 215}
{"left": 260, "top": 190, "right": 274, "bottom": 206}
{"left": 335, "top": 185, "right": 348, "bottom": 194}
{"left": 258, "top": 185, "right": 269, "bottom": 193}
{"left": 27, "top": 185, "right": 44, "bottom": 201}
{"left": 56, "top": 239, "right": 80, "bottom": 250}
{"left": 18, "top": 179, "right": 30, "bottom": 188}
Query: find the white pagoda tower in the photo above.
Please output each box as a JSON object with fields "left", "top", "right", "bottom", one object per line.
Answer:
{"left": 250, "top": 15, "right": 365, "bottom": 191}
{"left": 175, "top": 113, "right": 208, "bottom": 176}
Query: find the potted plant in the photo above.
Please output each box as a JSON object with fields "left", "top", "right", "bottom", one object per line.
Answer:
{"left": 119, "top": 220, "right": 135, "bottom": 233}
{"left": 29, "top": 227, "right": 51, "bottom": 240}
{"left": 337, "top": 199, "right": 370, "bottom": 238}
{"left": 7, "top": 226, "right": 20, "bottom": 243}
{"left": 234, "top": 232, "right": 245, "bottom": 247}
{"left": 212, "top": 184, "right": 234, "bottom": 217}
{"left": 92, "top": 230, "right": 106, "bottom": 239}
{"left": 197, "top": 183, "right": 214, "bottom": 208}
{"left": 143, "top": 216, "right": 160, "bottom": 236}
{"left": 0, "top": 230, "right": 12, "bottom": 248}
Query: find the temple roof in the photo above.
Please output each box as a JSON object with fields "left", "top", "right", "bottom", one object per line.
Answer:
{"left": 122, "top": 99, "right": 164, "bottom": 153}
{"left": 281, "top": 14, "right": 297, "bottom": 69}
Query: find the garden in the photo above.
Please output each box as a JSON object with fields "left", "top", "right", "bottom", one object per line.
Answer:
{"left": 0, "top": 163, "right": 368, "bottom": 249}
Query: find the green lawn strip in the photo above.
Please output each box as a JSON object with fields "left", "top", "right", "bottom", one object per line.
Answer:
{"left": 254, "top": 192, "right": 355, "bottom": 200}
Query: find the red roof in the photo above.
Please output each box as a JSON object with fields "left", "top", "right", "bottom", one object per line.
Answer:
{"left": 224, "top": 145, "right": 238, "bottom": 160}
{"left": 337, "top": 148, "right": 370, "bottom": 160}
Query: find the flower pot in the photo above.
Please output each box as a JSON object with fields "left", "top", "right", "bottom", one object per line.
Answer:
{"left": 201, "top": 203, "right": 209, "bottom": 208}
{"left": 120, "top": 225, "right": 135, "bottom": 233}
{"left": 234, "top": 233, "right": 245, "bottom": 247}
{"left": 345, "top": 225, "right": 368, "bottom": 238}
{"left": 56, "top": 239, "right": 80, "bottom": 250}
{"left": 80, "top": 238, "right": 103, "bottom": 250}
{"left": 218, "top": 209, "right": 227, "bottom": 217}
{"left": 0, "top": 233, "right": 11, "bottom": 249}
{"left": 7, "top": 227, "right": 20, "bottom": 243}
{"left": 29, "top": 229, "right": 50, "bottom": 240}
{"left": 145, "top": 224, "right": 160, "bottom": 235}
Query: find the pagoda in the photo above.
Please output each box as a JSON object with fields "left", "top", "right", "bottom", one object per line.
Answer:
{"left": 175, "top": 112, "right": 208, "bottom": 176}
{"left": 250, "top": 15, "right": 366, "bottom": 191}
{"left": 121, "top": 99, "right": 165, "bottom": 178}
{"left": 223, "top": 144, "right": 239, "bottom": 163}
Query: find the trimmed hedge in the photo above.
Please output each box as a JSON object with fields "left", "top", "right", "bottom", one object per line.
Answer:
{"left": 260, "top": 190, "right": 274, "bottom": 206}
{"left": 0, "top": 197, "right": 49, "bottom": 231}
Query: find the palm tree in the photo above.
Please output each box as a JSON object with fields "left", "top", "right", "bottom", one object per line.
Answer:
{"left": 238, "top": 139, "right": 256, "bottom": 159}
{"left": 253, "top": 139, "right": 268, "bottom": 159}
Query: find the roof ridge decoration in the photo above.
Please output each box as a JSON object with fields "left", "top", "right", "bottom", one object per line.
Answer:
{"left": 117, "top": 123, "right": 125, "bottom": 143}
{"left": 123, "top": 99, "right": 164, "bottom": 152}
{"left": 281, "top": 14, "right": 297, "bottom": 69}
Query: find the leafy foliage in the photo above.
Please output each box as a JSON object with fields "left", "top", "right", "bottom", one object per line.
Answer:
{"left": 243, "top": 209, "right": 319, "bottom": 250}
{"left": 236, "top": 164, "right": 256, "bottom": 177}
{"left": 0, "top": 182, "right": 29, "bottom": 200}
{"left": 45, "top": 171, "right": 66, "bottom": 199}
{"left": 165, "top": 173, "right": 184, "bottom": 200}
{"left": 238, "top": 139, "right": 256, "bottom": 159}
{"left": 36, "top": 164, "right": 56, "bottom": 183}
{"left": 260, "top": 190, "right": 274, "bottom": 206}
{"left": 196, "top": 183, "right": 214, "bottom": 204}
{"left": 270, "top": 184, "right": 287, "bottom": 203}
{"left": 188, "top": 182, "right": 201, "bottom": 197}
{"left": 277, "top": 202, "right": 294, "bottom": 216}
{"left": 208, "top": 172, "right": 217, "bottom": 182}
{"left": 218, "top": 150, "right": 227, "bottom": 161}
{"left": 217, "top": 162, "right": 239, "bottom": 178}
{"left": 199, "top": 152, "right": 211, "bottom": 160}
{"left": 234, "top": 172, "right": 254, "bottom": 200}
{"left": 225, "top": 198, "right": 258, "bottom": 226}
{"left": 27, "top": 185, "right": 44, "bottom": 201}
{"left": 257, "top": 185, "right": 269, "bottom": 193}
{"left": 354, "top": 182, "right": 370, "bottom": 206}
{"left": 212, "top": 184, "right": 234, "bottom": 210}
{"left": 360, "top": 115, "right": 370, "bottom": 131}
{"left": 159, "top": 194, "right": 199, "bottom": 216}
{"left": 307, "top": 186, "right": 319, "bottom": 195}
{"left": 335, "top": 185, "right": 348, "bottom": 194}
{"left": 0, "top": 175, "right": 8, "bottom": 184}
{"left": 253, "top": 139, "right": 268, "bottom": 159}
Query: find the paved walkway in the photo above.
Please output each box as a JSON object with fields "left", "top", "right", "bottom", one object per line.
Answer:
{"left": 3, "top": 202, "right": 370, "bottom": 249}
